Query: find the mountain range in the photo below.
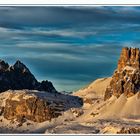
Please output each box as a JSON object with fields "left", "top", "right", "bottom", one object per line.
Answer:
{"left": 0, "top": 47, "right": 140, "bottom": 134}
{"left": 0, "top": 60, "right": 56, "bottom": 93}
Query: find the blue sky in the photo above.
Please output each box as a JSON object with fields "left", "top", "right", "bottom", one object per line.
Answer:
{"left": 0, "top": 6, "right": 140, "bottom": 91}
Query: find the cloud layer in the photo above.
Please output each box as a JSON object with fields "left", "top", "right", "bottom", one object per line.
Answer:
{"left": 0, "top": 6, "right": 140, "bottom": 91}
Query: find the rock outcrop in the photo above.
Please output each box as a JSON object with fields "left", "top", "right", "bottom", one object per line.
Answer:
{"left": 117, "top": 127, "right": 140, "bottom": 134}
{"left": 0, "top": 90, "right": 83, "bottom": 123}
{"left": 104, "top": 47, "right": 140, "bottom": 100}
{"left": 0, "top": 60, "right": 57, "bottom": 93}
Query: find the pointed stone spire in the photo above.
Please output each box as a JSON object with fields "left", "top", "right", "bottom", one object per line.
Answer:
{"left": 118, "top": 47, "right": 140, "bottom": 71}
{"left": 0, "top": 59, "right": 9, "bottom": 71}
{"left": 0, "top": 59, "right": 57, "bottom": 93}
{"left": 104, "top": 47, "right": 140, "bottom": 100}
{"left": 13, "top": 60, "right": 30, "bottom": 73}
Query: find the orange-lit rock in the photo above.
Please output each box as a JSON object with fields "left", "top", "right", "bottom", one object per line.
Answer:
{"left": 104, "top": 47, "right": 140, "bottom": 100}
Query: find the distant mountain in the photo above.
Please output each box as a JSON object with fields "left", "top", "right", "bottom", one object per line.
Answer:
{"left": 61, "top": 91, "right": 73, "bottom": 94}
{"left": 0, "top": 60, "right": 57, "bottom": 93}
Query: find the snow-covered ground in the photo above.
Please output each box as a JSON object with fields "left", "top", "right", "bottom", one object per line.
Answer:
{"left": 0, "top": 77, "right": 140, "bottom": 134}
{"left": 73, "top": 77, "right": 112, "bottom": 98}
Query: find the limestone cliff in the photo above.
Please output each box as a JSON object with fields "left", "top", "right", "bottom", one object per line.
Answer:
{"left": 0, "top": 90, "right": 83, "bottom": 123}
{"left": 104, "top": 47, "right": 140, "bottom": 100}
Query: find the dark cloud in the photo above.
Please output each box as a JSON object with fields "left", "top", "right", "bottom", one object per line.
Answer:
{"left": 0, "top": 6, "right": 140, "bottom": 91}
{"left": 0, "top": 6, "right": 140, "bottom": 29}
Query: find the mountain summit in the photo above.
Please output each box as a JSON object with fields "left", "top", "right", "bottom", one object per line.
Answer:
{"left": 0, "top": 60, "right": 57, "bottom": 93}
{"left": 104, "top": 47, "right": 140, "bottom": 100}
{"left": 118, "top": 47, "right": 140, "bottom": 70}
{"left": 12, "top": 60, "right": 30, "bottom": 73}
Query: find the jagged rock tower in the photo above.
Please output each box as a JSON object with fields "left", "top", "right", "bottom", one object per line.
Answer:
{"left": 104, "top": 47, "right": 140, "bottom": 100}
{"left": 0, "top": 60, "right": 57, "bottom": 93}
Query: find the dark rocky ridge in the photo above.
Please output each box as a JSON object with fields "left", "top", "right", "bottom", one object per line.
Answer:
{"left": 104, "top": 47, "right": 140, "bottom": 100}
{"left": 0, "top": 60, "right": 57, "bottom": 93}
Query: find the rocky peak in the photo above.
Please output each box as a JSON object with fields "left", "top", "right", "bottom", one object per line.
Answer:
{"left": 0, "top": 60, "right": 9, "bottom": 71}
{"left": 118, "top": 47, "right": 140, "bottom": 71}
{"left": 12, "top": 60, "right": 30, "bottom": 73}
{"left": 0, "top": 59, "right": 57, "bottom": 93}
{"left": 14, "top": 60, "right": 25, "bottom": 68}
{"left": 104, "top": 47, "right": 140, "bottom": 100}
